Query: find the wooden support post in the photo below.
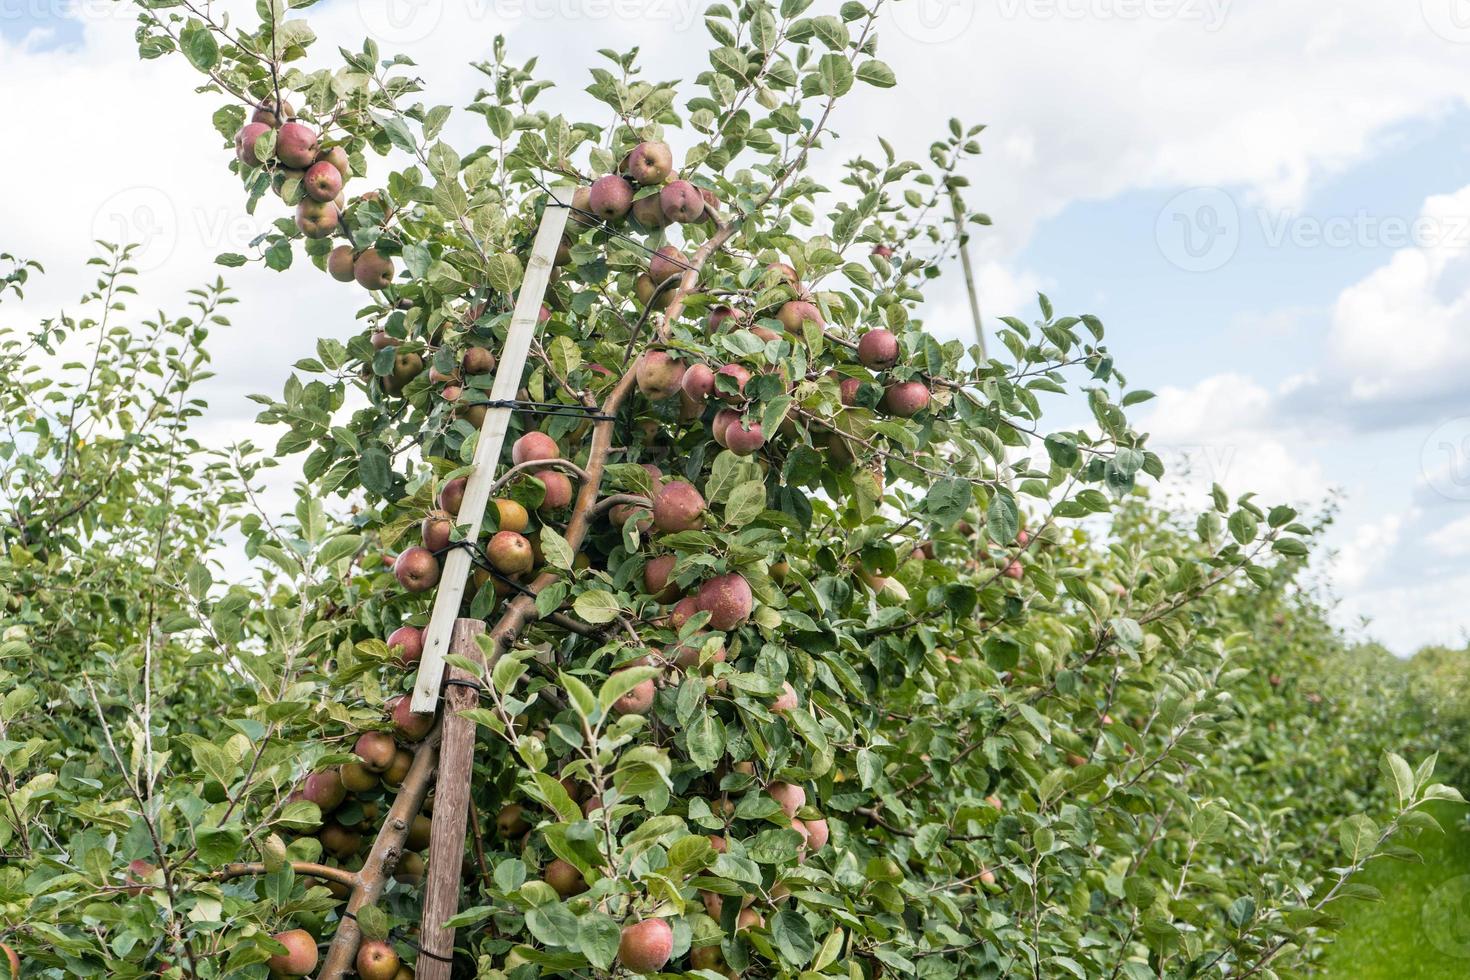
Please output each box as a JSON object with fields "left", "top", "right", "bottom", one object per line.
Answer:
{"left": 416, "top": 617, "right": 488, "bottom": 979}
{"left": 318, "top": 735, "right": 439, "bottom": 979}
{"left": 410, "top": 186, "right": 573, "bottom": 714}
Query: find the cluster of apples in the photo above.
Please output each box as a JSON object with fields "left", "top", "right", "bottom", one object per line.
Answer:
{"left": 263, "top": 927, "right": 406, "bottom": 979}
{"left": 233, "top": 98, "right": 397, "bottom": 295}
{"left": 390, "top": 429, "right": 575, "bottom": 599}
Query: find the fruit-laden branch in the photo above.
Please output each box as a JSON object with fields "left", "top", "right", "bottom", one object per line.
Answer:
{"left": 320, "top": 214, "right": 736, "bottom": 973}
{"left": 216, "top": 862, "right": 360, "bottom": 889}
{"left": 318, "top": 728, "right": 440, "bottom": 979}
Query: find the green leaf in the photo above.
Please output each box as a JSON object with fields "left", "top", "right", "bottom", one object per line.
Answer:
{"left": 599, "top": 666, "right": 660, "bottom": 712}
{"left": 540, "top": 526, "right": 574, "bottom": 570}
{"left": 855, "top": 60, "right": 896, "bottom": 88}
{"left": 573, "top": 589, "right": 621, "bottom": 624}
{"left": 196, "top": 824, "right": 243, "bottom": 864}
{"left": 986, "top": 491, "right": 1020, "bottom": 545}
{"left": 771, "top": 908, "right": 815, "bottom": 965}
{"left": 577, "top": 912, "right": 621, "bottom": 969}
{"left": 1385, "top": 752, "right": 1415, "bottom": 807}
{"left": 486, "top": 252, "right": 524, "bottom": 294}
{"left": 1339, "top": 813, "right": 1379, "bottom": 864}
{"left": 180, "top": 20, "right": 219, "bottom": 72}
{"left": 724, "top": 480, "right": 766, "bottom": 527}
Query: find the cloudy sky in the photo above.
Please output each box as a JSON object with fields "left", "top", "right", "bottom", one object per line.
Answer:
{"left": 3, "top": 0, "right": 1470, "bottom": 654}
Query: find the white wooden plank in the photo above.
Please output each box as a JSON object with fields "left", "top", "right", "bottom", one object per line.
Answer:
{"left": 410, "top": 186, "right": 573, "bottom": 713}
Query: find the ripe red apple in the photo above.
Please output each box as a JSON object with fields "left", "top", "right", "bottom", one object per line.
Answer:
{"left": 881, "top": 381, "right": 931, "bottom": 417}
{"left": 652, "top": 481, "right": 706, "bottom": 532}
{"left": 497, "top": 803, "right": 530, "bottom": 838}
{"left": 617, "top": 919, "right": 673, "bottom": 973}
{"left": 394, "top": 547, "right": 441, "bottom": 592}
{"left": 631, "top": 193, "right": 671, "bottom": 229}
{"left": 769, "top": 781, "right": 805, "bottom": 818}
{"left": 354, "top": 248, "right": 394, "bottom": 290}
{"left": 672, "top": 635, "right": 725, "bottom": 669}
{"left": 421, "top": 509, "right": 453, "bottom": 553}
{"left": 648, "top": 245, "right": 686, "bottom": 284}
{"left": 635, "top": 351, "right": 686, "bottom": 400}
{"left": 235, "top": 121, "right": 272, "bottom": 166}
{"left": 611, "top": 672, "right": 657, "bottom": 714}
{"left": 570, "top": 184, "right": 596, "bottom": 225}
{"left": 123, "top": 858, "right": 156, "bottom": 896}
{"left": 487, "top": 530, "right": 534, "bottom": 575}
{"left": 766, "top": 261, "right": 800, "bottom": 287}
{"left": 696, "top": 572, "right": 752, "bottom": 631}
{"left": 316, "top": 145, "right": 350, "bottom": 178}
{"left": 771, "top": 681, "right": 798, "bottom": 714}
{"left": 711, "top": 408, "right": 741, "bottom": 448}
{"left": 857, "top": 328, "right": 900, "bottom": 369}
{"left": 626, "top": 140, "right": 673, "bottom": 185}
{"left": 588, "top": 174, "right": 634, "bottom": 221}
{"left": 544, "top": 858, "right": 588, "bottom": 897}
{"left": 803, "top": 817, "right": 830, "bottom": 851}
{"left": 659, "top": 180, "right": 704, "bottom": 223}
{"left": 512, "top": 431, "right": 559, "bottom": 466}
{"left": 251, "top": 97, "right": 294, "bottom": 127}
{"left": 725, "top": 421, "right": 765, "bottom": 456}
{"left": 681, "top": 363, "right": 716, "bottom": 402}
{"left": 327, "top": 245, "right": 356, "bottom": 282}
{"left": 1, "top": 942, "right": 17, "bottom": 980}
{"left": 405, "top": 814, "right": 432, "bottom": 851}
{"left": 437, "top": 477, "right": 468, "bottom": 516}
{"left": 294, "top": 198, "right": 339, "bottom": 239}
{"left": 838, "top": 376, "right": 863, "bottom": 406}
{"left": 737, "top": 908, "right": 765, "bottom": 931}
{"left": 302, "top": 768, "right": 346, "bottom": 813}
{"left": 267, "top": 929, "right": 318, "bottom": 977}
{"left": 708, "top": 305, "right": 741, "bottom": 331}
{"left": 871, "top": 244, "right": 894, "bottom": 258}
{"left": 320, "top": 822, "right": 363, "bottom": 859}
{"left": 387, "top": 695, "right": 435, "bottom": 741}
{"left": 387, "top": 624, "right": 425, "bottom": 667}
{"left": 302, "top": 160, "right": 343, "bottom": 203}
{"left": 715, "top": 364, "right": 750, "bottom": 402}
{"left": 536, "top": 469, "right": 574, "bottom": 511}
{"left": 644, "top": 554, "right": 680, "bottom": 602}
{"left": 1002, "top": 560, "right": 1023, "bottom": 580}
{"left": 354, "top": 731, "right": 397, "bottom": 773}
{"left": 462, "top": 346, "right": 496, "bottom": 375}
{"left": 669, "top": 596, "right": 699, "bottom": 629}
{"left": 356, "top": 940, "right": 400, "bottom": 980}
{"left": 275, "top": 122, "right": 319, "bottom": 168}
{"left": 777, "top": 300, "right": 824, "bottom": 334}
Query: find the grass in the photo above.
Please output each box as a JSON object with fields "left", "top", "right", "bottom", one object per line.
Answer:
{"left": 1316, "top": 802, "right": 1470, "bottom": 978}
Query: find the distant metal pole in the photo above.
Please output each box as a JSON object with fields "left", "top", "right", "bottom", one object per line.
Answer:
{"left": 948, "top": 183, "right": 986, "bottom": 361}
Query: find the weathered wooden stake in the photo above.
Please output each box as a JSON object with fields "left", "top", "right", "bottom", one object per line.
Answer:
{"left": 417, "top": 617, "right": 488, "bottom": 979}
{"left": 410, "top": 186, "right": 573, "bottom": 714}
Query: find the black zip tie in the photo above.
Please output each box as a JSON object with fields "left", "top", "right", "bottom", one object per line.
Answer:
{"left": 341, "top": 899, "right": 459, "bottom": 964}
{"left": 443, "top": 677, "right": 485, "bottom": 692}
{"left": 403, "top": 939, "right": 457, "bottom": 964}
{"left": 470, "top": 397, "right": 617, "bottom": 422}
{"left": 435, "top": 541, "right": 538, "bottom": 601}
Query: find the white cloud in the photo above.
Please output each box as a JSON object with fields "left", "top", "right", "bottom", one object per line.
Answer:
{"left": 1428, "top": 513, "right": 1470, "bottom": 559}
{"left": 1328, "top": 184, "right": 1470, "bottom": 403}
{"left": 1333, "top": 509, "right": 1410, "bottom": 590}
{"left": 7, "top": 1, "right": 1470, "bottom": 656}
